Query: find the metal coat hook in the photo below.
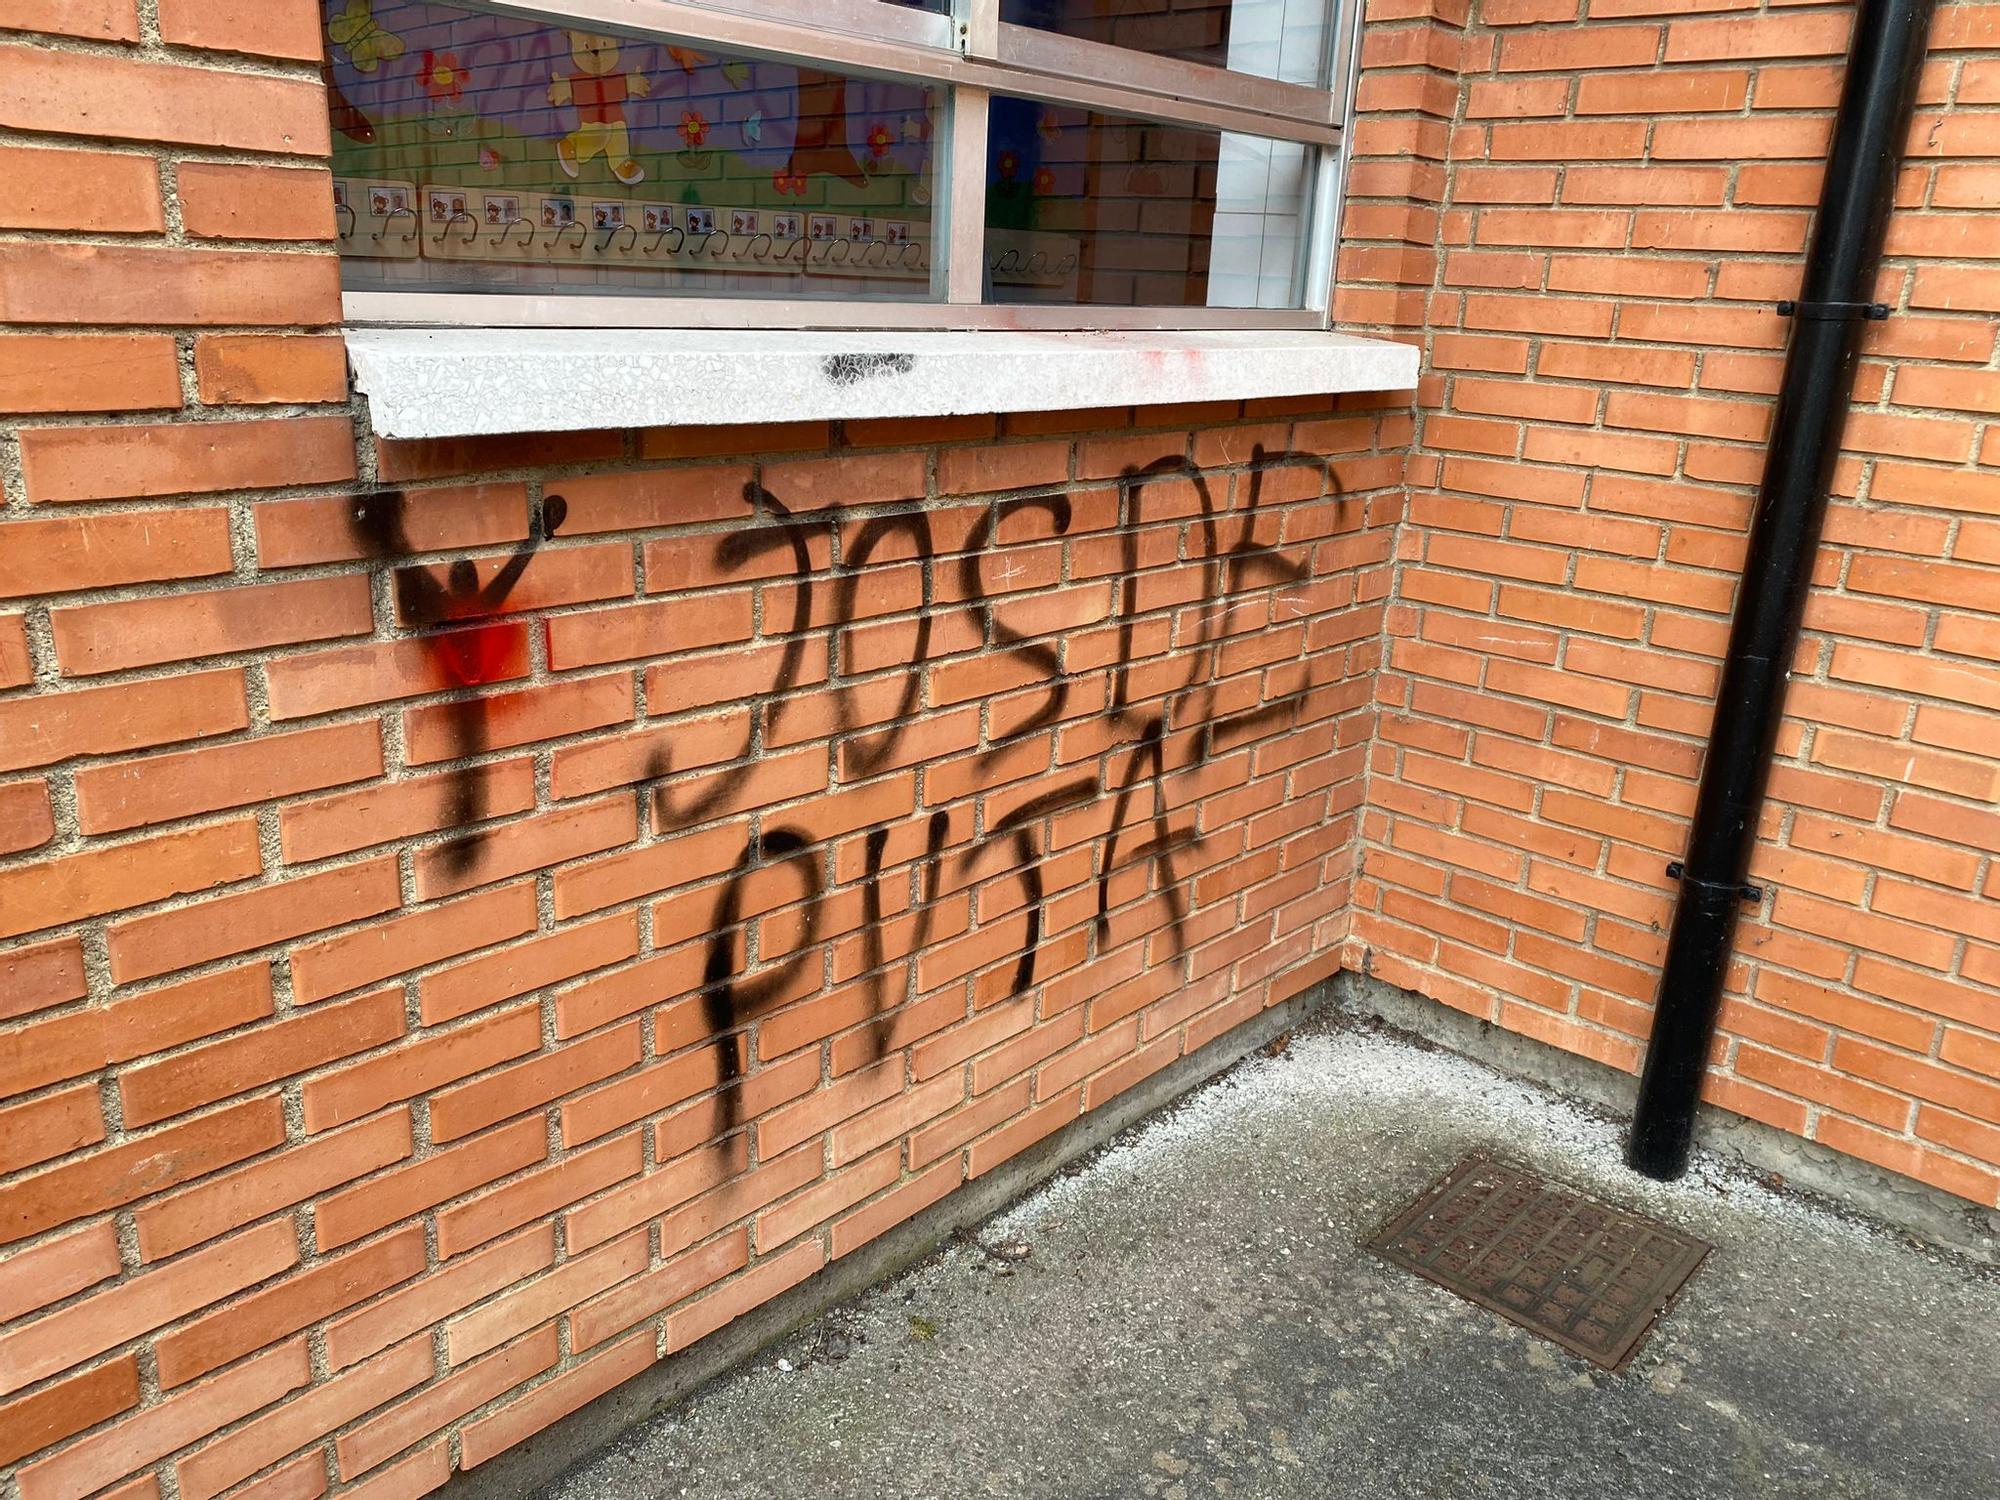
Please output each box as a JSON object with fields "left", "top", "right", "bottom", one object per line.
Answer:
{"left": 432, "top": 210, "right": 478, "bottom": 246}
{"left": 373, "top": 205, "right": 418, "bottom": 243}
{"left": 334, "top": 202, "right": 357, "bottom": 239}
{"left": 490, "top": 216, "right": 534, "bottom": 248}
{"left": 645, "top": 224, "right": 685, "bottom": 254}
{"left": 734, "top": 231, "right": 773, "bottom": 262}
{"left": 599, "top": 222, "right": 638, "bottom": 253}
{"left": 550, "top": 221, "right": 588, "bottom": 252}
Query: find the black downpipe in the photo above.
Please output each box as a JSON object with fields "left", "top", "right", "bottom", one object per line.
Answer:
{"left": 1627, "top": 0, "right": 1940, "bottom": 1181}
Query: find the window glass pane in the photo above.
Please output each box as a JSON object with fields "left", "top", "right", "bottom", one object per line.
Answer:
{"left": 324, "top": 1, "right": 941, "bottom": 299}
{"left": 999, "top": 0, "right": 1332, "bottom": 87}
{"left": 986, "top": 96, "right": 1313, "bottom": 308}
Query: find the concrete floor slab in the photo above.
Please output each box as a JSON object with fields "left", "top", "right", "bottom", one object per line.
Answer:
{"left": 540, "top": 1018, "right": 2000, "bottom": 1500}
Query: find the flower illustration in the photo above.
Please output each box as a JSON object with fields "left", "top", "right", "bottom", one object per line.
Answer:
{"left": 679, "top": 110, "right": 709, "bottom": 147}
{"left": 997, "top": 149, "right": 1019, "bottom": 181}
{"left": 421, "top": 50, "right": 465, "bottom": 103}
{"left": 1033, "top": 166, "right": 1055, "bottom": 195}
{"left": 772, "top": 168, "right": 807, "bottom": 196}
{"left": 866, "top": 122, "right": 895, "bottom": 160}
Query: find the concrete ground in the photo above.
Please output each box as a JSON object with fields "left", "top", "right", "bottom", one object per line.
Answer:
{"left": 541, "top": 1017, "right": 2000, "bottom": 1500}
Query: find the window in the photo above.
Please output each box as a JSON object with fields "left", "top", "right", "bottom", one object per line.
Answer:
{"left": 323, "top": 0, "right": 1359, "bottom": 328}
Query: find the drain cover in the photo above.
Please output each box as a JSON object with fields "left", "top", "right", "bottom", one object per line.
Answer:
{"left": 1367, "top": 1151, "right": 1710, "bottom": 1371}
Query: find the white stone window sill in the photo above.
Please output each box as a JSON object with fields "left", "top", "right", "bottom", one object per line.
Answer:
{"left": 344, "top": 328, "right": 1420, "bottom": 441}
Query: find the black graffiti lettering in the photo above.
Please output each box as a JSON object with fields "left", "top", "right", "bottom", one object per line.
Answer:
{"left": 347, "top": 443, "right": 1347, "bottom": 1152}
{"left": 855, "top": 810, "right": 949, "bottom": 1064}
{"left": 835, "top": 511, "right": 935, "bottom": 776}
{"left": 980, "top": 780, "right": 1094, "bottom": 996}
{"left": 965, "top": 495, "right": 1074, "bottom": 761}
{"left": 699, "top": 826, "right": 824, "bottom": 1132}
{"left": 652, "top": 482, "right": 817, "bottom": 829}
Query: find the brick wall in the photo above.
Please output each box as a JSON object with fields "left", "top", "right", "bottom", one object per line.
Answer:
{"left": 0, "top": 4, "right": 1407, "bottom": 1492}
{"left": 1336, "top": 0, "right": 2000, "bottom": 1207}
{"left": 5, "top": 0, "right": 2000, "bottom": 1492}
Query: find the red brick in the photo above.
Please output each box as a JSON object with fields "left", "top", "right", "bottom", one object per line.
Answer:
{"left": 0, "top": 612, "right": 30, "bottom": 689}
{"left": 1664, "top": 12, "right": 1850, "bottom": 61}
{"left": 832, "top": 1157, "right": 960, "bottom": 1257}
{"left": 437, "top": 1130, "right": 642, "bottom": 1257}
{"left": 387, "top": 541, "right": 630, "bottom": 628}
{"left": 0, "top": 507, "right": 230, "bottom": 599}
{"left": 154, "top": 1226, "right": 426, "bottom": 1388}
{"left": 0, "top": 668, "right": 249, "bottom": 774}
{"left": 157, "top": 0, "right": 321, "bottom": 57}
{"left": 419, "top": 910, "right": 638, "bottom": 1025}
{"left": 174, "top": 1340, "right": 431, "bottom": 1500}
{"left": 302, "top": 1001, "right": 540, "bottom": 1134}
{"left": 315, "top": 1115, "right": 547, "bottom": 1252}
{"left": 0, "top": 331, "right": 178, "bottom": 420}
{"left": 324, "top": 1226, "right": 554, "bottom": 1371}
{"left": 0, "top": 1353, "right": 138, "bottom": 1468}
{"left": 120, "top": 987, "right": 406, "bottom": 1129}
{"left": 135, "top": 1109, "right": 413, "bottom": 1262}
{"left": 75, "top": 721, "right": 383, "bottom": 833}
{"left": 106, "top": 854, "right": 399, "bottom": 984}
{"left": 1499, "top": 24, "right": 1660, "bottom": 71}
{"left": 375, "top": 429, "right": 625, "bottom": 484}
{"left": 292, "top": 882, "right": 537, "bottom": 1004}
{"left": 458, "top": 1327, "right": 652, "bottom": 1468}
{"left": 414, "top": 797, "right": 638, "bottom": 902}
{"left": 340, "top": 1323, "right": 559, "bottom": 1479}
{"left": 760, "top": 450, "right": 922, "bottom": 510}
{"left": 0, "top": 965, "right": 273, "bottom": 1106}
{"left": 440, "top": 1017, "right": 645, "bottom": 1146}
{"left": 265, "top": 624, "right": 533, "bottom": 720}
{"left": 665, "top": 1238, "right": 823, "bottom": 1353}
{"left": 0, "top": 242, "right": 338, "bottom": 325}
{"left": 178, "top": 161, "right": 334, "bottom": 240}
{"left": 256, "top": 485, "right": 527, "bottom": 567}
{"left": 20, "top": 416, "right": 356, "bottom": 503}
{"left": 341, "top": 1442, "right": 449, "bottom": 1500}
{"left": 545, "top": 591, "right": 756, "bottom": 671}
{"left": 195, "top": 333, "right": 347, "bottom": 406}
{"left": 0, "top": 776, "right": 53, "bottom": 856}
{"left": 460, "top": 1230, "right": 649, "bottom": 1359}
{"left": 0, "top": 1219, "right": 296, "bottom": 1396}
{"left": 403, "top": 672, "right": 635, "bottom": 763}
{"left": 0, "top": 816, "right": 260, "bottom": 942}
{"left": 0, "top": 42, "right": 327, "bottom": 152}
{"left": 14, "top": 1340, "right": 309, "bottom": 1500}
{"left": 0, "top": 1, "right": 139, "bottom": 41}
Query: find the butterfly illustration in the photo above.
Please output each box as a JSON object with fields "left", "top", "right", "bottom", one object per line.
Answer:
{"left": 722, "top": 62, "right": 750, "bottom": 88}
{"left": 327, "top": 0, "right": 405, "bottom": 74}
{"left": 666, "top": 45, "right": 706, "bottom": 73}
{"left": 743, "top": 110, "right": 762, "bottom": 145}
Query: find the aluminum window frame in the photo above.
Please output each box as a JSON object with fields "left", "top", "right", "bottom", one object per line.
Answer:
{"left": 339, "top": 0, "right": 1363, "bottom": 331}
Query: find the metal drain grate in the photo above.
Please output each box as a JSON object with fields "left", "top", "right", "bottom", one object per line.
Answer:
{"left": 1367, "top": 1151, "right": 1710, "bottom": 1372}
